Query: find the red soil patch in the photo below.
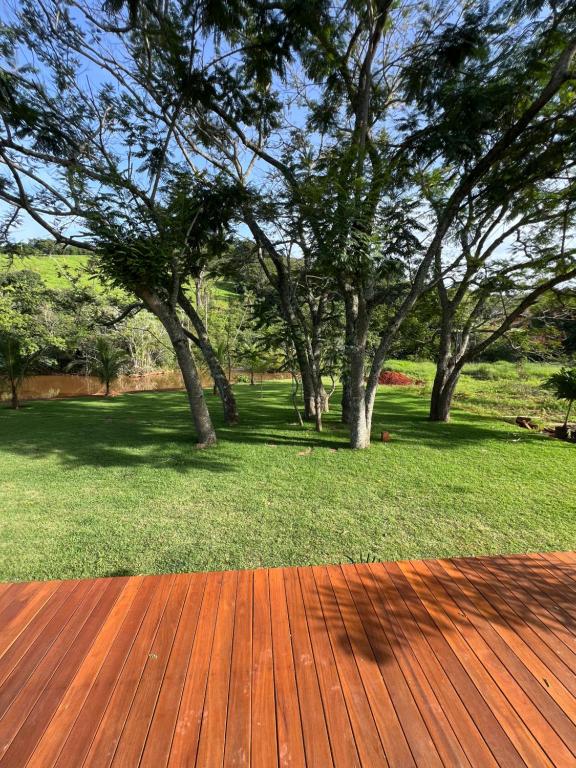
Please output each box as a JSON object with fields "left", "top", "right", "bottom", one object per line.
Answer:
{"left": 378, "top": 370, "right": 418, "bottom": 386}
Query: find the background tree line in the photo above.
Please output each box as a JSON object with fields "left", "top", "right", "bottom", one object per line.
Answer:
{"left": 1, "top": 0, "right": 576, "bottom": 447}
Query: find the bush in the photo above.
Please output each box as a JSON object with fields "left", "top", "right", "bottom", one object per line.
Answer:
{"left": 466, "top": 362, "right": 518, "bottom": 381}
{"left": 466, "top": 364, "right": 499, "bottom": 381}
{"left": 542, "top": 367, "right": 576, "bottom": 427}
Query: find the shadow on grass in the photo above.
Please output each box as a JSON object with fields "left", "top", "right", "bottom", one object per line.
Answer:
{"left": 0, "top": 383, "right": 548, "bottom": 472}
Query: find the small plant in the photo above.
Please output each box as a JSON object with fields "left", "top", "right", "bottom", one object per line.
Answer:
{"left": 70, "top": 337, "right": 130, "bottom": 397}
{"left": 542, "top": 367, "right": 576, "bottom": 437}
{"left": 345, "top": 552, "right": 380, "bottom": 564}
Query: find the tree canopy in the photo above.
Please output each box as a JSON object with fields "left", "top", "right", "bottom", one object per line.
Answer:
{"left": 1, "top": 0, "right": 575, "bottom": 445}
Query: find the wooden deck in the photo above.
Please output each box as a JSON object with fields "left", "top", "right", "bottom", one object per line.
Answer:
{"left": 0, "top": 553, "right": 575, "bottom": 767}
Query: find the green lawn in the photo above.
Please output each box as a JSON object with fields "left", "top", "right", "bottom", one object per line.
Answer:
{"left": 391, "top": 359, "right": 568, "bottom": 422}
{"left": 1, "top": 378, "right": 574, "bottom": 582}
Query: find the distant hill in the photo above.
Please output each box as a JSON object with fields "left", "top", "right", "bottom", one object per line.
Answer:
{"left": 2, "top": 252, "right": 240, "bottom": 303}
{"left": 1, "top": 253, "right": 95, "bottom": 290}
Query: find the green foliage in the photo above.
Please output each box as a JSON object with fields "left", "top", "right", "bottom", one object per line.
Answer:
{"left": 70, "top": 337, "right": 131, "bottom": 396}
{"left": 542, "top": 367, "right": 576, "bottom": 426}
{"left": 0, "top": 270, "right": 65, "bottom": 399}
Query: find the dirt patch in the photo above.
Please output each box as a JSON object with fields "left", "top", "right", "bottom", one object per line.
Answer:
{"left": 378, "top": 370, "right": 420, "bottom": 386}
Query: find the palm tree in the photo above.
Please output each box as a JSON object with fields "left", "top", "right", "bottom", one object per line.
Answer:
{"left": 72, "top": 337, "right": 130, "bottom": 397}
{"left": 240, "top": 343, "right": 263, "bottom": 386}
{"left": 543, "top": 367, "right": 576, "bottom": 437}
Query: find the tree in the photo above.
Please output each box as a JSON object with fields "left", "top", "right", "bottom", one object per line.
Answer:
{"left": 543, "top": 367, "right": 576, "bottom": 435}
{"left": 0, "top": 336, "right": 32, "bottom": 408}
{"left": 428, "top": 184, "right": 576, "bottom": 422}
{"left": 0, "top": 0, "right": 282, "bottom": 441}
{"left": 210, "top": 1, "right": 576, "bottom": 446}
{"left": 0, "top": 270, "right": 63, "bottom": 407}
{"left": 71, "top": 336, "right": 130, "bottom": 397}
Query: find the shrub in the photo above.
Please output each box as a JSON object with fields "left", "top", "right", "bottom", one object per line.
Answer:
{"left": 466, "top": 364, "right": 499, "bottom": 381}
{"left": 542, "top": 367, "right": 576, "bottom": 428}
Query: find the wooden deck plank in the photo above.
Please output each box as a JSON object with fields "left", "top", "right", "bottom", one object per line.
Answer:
{"left": 383, "top": 561, "right": 524, "bottom": 767}
{"left": 44, "top": 574, "right": 161, "bottom": 768}
{"left": 167, "top": 570, "right": 224, "bottom": 767}
{"left": 268, "top": 566, "right": 307, "bottom": 768}
{"left": 25, "top": 576, "right": 145, "bottom": 768}
{"left": 469, "top": 557, "right": 576, "bottom": 664}
{"left": 539, "top": 551, "right": 576, "bottom": 578}
{"left": 223, "top": 569, "right": 254, "bottom": 768}
{"left": 0, "top": 579, "right": 103, "bottom": 741}
{"left": 0, "top": 581, "right": 78, "bottom": 690}
{"left": 323, "top": 564, "right": 418, "bottom": 766}
{"left": 110, "top": 573, "right": 191, "bottom": 767}
{"left": 283, "top": 567, "right": 333, "bottom": 768}
{"left": 310, "top": 566, "right": 390, "bottom": 767}
{"left": 194, "top": 570, "right": 238, "bottom": 767}
{"left": 0, "top": 578, "right": 127, "bottom": 768}
{"left": 77, "top": 575, "right": 175, "bottom": 768}
{"left": 296, "top": 567, "right": 361, "bottom": 768}
{"left": 399, "top": 560, "right": 554, "bottom": 767}
{"left": 0, "top": 583, "right": 34, "bottom": 621}
{"left": 454, "top": 558, "right": 576, "bottom": 701}
{"left": 0, "top": 553, "right": 574, "bottom": 767}
{"left": 347, "top": 563, "right": 473, "bottom": 768}
{"left": 0, "top": 581, "right": 60, "bottom": 659}
{"left": 138, "top": 572, "right": 208, "bottom": 768}
{"left": 494, "top": 555, "right": 576, "bottom": 622}
{"left": 426, "top": 559, "right": 576, "bottom": 764}
{"left": 299, "top": 566, "right": 387, "bottom": 767}
{"left": 250, "top": 569, "right": 278, "bottom": 768}
{"left": 335, "top": 564, "right": 443, "bottom": 767}
{"left": 364, "top": 562, "right": 488, "bottom": 767}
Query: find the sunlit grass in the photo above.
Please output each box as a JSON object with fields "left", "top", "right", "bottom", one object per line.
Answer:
{"left": 0, "top": 374, "right": 574, "bottom": 582}
{"left": 390, "top": 359, "right": 567, "bottom": 422}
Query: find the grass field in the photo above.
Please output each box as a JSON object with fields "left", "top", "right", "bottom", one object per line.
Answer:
{"left": 2, "top": 253, "right": 238, "bottom": 307}
{"left": 1, "top": 375, "right": 574, "bottom": 582}
{"left": 391, "top": 359, "right": 568, "bottom": 422}
{"left": 3, "top": 254, "right": 92, "bottom": 288}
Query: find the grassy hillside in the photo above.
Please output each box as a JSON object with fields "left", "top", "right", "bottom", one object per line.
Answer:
{"left": 2, "top": 253, "right": 238, "bottom": 303}
{"left": 2, "top": 253, "right": 93, "bottom": 289}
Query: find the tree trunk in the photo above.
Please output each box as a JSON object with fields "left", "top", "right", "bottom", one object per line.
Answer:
{"left": 10, "top": 381, "right": 19, "bottom": 410}
{"left": 429, "top": 365, "right": 462, "bottom": 422}
{"left": 341, "top": 373, "right": 351, "bottom": 424}
{"left": 344, "top": 290, "right": 371, "bottom": 449}
{"left": 138, "top": 287, "right": 217, "bottom": 446}
{"left": 291, "top": 339, "right": 316, "bottom": 420}
{"left": 429, "top": 317, "right": 467, "bottom": 422}
{"left": 348, "top": 359, "right": 370, "bottom": 448}
{"left": 105, "top": 380, "right": 110, "bottom": 398}
{"left": 564, "top": 399, "right": 573, "bottom": 429}
{"left": 178, "top": 291, "right": 239, "bottom": 426}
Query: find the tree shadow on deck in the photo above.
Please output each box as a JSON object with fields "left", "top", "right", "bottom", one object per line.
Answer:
{"left": 306, "top": 554, "right": 575, "bottom": 675}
